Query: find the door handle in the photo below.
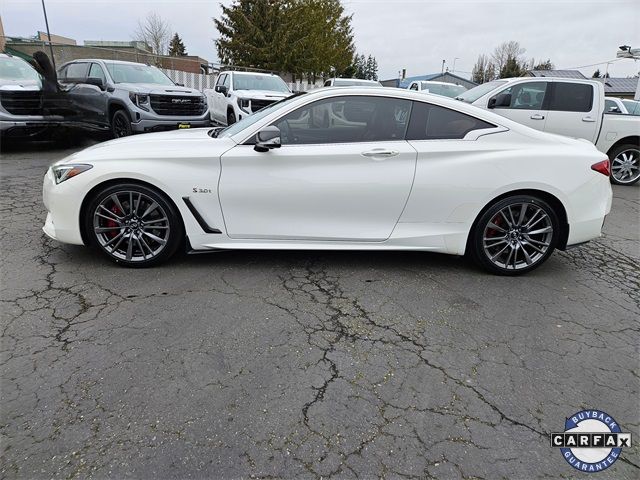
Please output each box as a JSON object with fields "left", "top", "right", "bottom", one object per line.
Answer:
{"left": 361, "top": 149, "right": 399, "bottom": 159}
{"left": 582, "top": 116, "right": 596, "bottom": 122}
{"left": 530, "top": 114, "right": 545, "bottom": 120}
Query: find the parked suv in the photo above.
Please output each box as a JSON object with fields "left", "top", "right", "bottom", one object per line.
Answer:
{"left": 57, "top": 59, "right": 210, "bottom": 137}
{"left": 0, "top": 53, "right": 63, "bottom": 137}
{"left": 205, "top": 71, "right": 291, "bottom": 126}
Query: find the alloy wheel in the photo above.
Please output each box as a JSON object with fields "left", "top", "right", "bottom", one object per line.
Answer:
{"left": 93, "top": 190, "right": 170, "bottom": 262}
{"left": 482, "top": 202, "right": 554, "bottom": 271}
{"left": 611, "top": 148, "right": 640, "bottom": 184}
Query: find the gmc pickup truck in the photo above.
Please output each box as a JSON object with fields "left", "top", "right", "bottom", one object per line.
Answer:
{"left": 458, "top": 77, "right": 640, "bottom": 185}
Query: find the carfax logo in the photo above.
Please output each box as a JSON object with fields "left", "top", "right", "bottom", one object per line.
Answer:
{"left": 551, "top": 409, "right": 632, "bottom": 472}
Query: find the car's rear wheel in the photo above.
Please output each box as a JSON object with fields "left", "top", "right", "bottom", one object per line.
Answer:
{"left": 609, "top": 144, "right": 640, "bottom": 185}
{"left": 84, "top": 183, "right": 183, "bottom": 267}
{"left": 111, "top": 109, "right": 132, "bottom": 138}
{"left": 469, "top": 195, "right": 559, "bottom": 275}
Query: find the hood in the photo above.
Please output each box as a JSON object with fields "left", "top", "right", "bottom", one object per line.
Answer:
{"left": 60, "top": 128, "right": 235, "bottom": 164}
{"left": 117, "top": 83, "right": 203, "bottom": 96}
{"left": 234, "top": 89, "right": 289, "bottom": 100}
{"left": 0, "top": 80, "right": 42, "bottom": 91}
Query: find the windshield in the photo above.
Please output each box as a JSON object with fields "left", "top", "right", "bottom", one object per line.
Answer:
{"left": 421, "top": 82, "right": 467, "bottom": 98}
{"left": 0, "top": 57, "right": 42, "bottom": 85}
{"left": 621, "top": 99, "right": 640, "bottom": 116}
{"left": 105, "top": 63, "right": 174, "bottom": 85}
{"left": 233, "top": 73, "right": 290, "bottom": 92}
{"left": 457, "top": 80, "right": 507, "bottom": 103}
{"left": 217, "top": 93, "right": 305, "bottom": 138}
{"left": 334, "top": 79, "right": 381, "bottom": 87}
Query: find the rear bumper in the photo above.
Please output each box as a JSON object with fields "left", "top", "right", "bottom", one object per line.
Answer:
{"left": 566, "top": 176, "right": 612, "bottom": 246}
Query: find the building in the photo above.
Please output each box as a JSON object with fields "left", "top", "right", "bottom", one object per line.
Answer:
{"left": 84, "top": 40, "right": 151, "bottom": 52}
{"left": 36, "top": 31, "right": 77, "bottom": 46}
{"left": 526, "top": 69, "right": 587, "bottom": 79}
{"left": 381, "top": 72, "right": 477, "bottom": 90}
{"left": 594, "top": 77, "right": 639, "bottom": 99}
{"left": 5, "top": 35, "right": 211, "bottom": 75}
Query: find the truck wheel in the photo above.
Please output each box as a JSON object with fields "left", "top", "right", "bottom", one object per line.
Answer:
{"left": 227, "top": 110, "right": 237, "bottom": 126}
{"left": 111, "top": 109, "right": 133, "bottom": 138}
{"left": 609, "top": 143, "right": 640, "bottom": 185}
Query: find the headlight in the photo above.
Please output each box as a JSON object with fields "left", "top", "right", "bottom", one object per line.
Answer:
{"left": 237, "top": 98, "right": 250, "bottom": 112}
{"left": 129, "top": 92, "right": 150, "bottom": 111}
{"left": 52, "top": 164, "right": 93, "bottom": 184}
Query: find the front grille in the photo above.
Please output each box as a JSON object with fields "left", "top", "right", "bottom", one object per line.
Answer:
{"left": 0, "top": 91, "right": 43, "bottom": 116}
{"left": 149, "top": 95, "right": 206, "bottom": 116}
{"left": 251, "top": 98, "right": 278, "bottom": 112}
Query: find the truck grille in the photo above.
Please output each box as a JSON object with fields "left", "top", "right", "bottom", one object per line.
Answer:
{"left": 149, "top": 95, "right": 206, "bottom": 116}
{"left": 251, "top": 98, "right": 278, "bottom": 112}
{"left": 0, "top": 91, "right": 43, "bottom": 116}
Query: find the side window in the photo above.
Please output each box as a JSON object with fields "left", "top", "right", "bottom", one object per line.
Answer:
{"left": 215, "top": 74, "right": 225, "bottom": 86}
{"left": 63, "top": 62, "right": 88, "bottom": 80}
{"left": 605, "top": 99, "right": 618, "bottom": 113}
{"left": 406, "top": 102, "right": 496, "bottom": 140}
{"left": 88, "top": 63, "right": 106, "bottom": 83}
{"left": 549, "top": 83, "right": 593, "bottom": 112}
{"left": 223, "top": 74, "right": 230, "bottom": 88}
{"left": 410, "top": 83, "right": 419, "bottom": 91}
{"left": 272, "top": 95, "right": 412, "bottom": 145}
{"left": 324, "top": 80, "right": 331, "bottom": 87}
{"left": 494, "top": 81, "right": 548, "bottom": 110}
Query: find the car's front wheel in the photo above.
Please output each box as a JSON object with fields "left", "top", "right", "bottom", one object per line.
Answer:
{"left": 609, "top": 143, "right": 640, "bottom": 185}
{"left": 111, "top": 109, "right": 132, "bottom": 138}
{"left": 84, "top": 183, "right": 183, "bottom": 267}
{"left": 469, "top": 195, "right": 559, "bottom": 275}
{"left": 227, "top": 109, "right": 237, "bottom": 126}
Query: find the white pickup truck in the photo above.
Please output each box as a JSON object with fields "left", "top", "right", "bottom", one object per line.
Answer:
{"left": 458, "top": 77, "right": 640, "bottom": 185}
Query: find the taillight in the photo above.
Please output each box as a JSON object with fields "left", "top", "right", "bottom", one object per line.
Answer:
{"left": 591, "top": 159, "right": 610, "bottom": 177}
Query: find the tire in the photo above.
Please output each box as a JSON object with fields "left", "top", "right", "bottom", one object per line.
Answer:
{"left": 609, "top": 143, "right": 640, "bottom": 185}
{"left": 469, "top": 195, "right": 559, "bottom": 275}
{"left": 227, "top": 109, "right": 237, "bottom": 126}
{"left": 111, "top": 109, "right": 132, "bottom": 138}
{"left": 84, "top": 183, "right": 183, "bottom": 267}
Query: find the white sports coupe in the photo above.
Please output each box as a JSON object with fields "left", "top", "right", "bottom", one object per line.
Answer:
{"left": 42, "top": 87, "right": 612, "bottom": 275}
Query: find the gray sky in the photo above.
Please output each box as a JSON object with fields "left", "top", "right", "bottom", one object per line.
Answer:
{"left": 2, "top": 0, "right": 639, "bottom": 80}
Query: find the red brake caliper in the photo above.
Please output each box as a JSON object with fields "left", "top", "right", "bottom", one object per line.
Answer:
{"left": 106, "top": 205, "right": 122, "bottom": 238}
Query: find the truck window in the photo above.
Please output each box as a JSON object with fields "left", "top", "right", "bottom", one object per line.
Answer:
{"left": 495, "top": 82, "right": 548, "bottom": 110}
{"left": 549, "top": 83, "right": 593, "bottom": 112}
{"left": 410, "top": 83, "right": 419, "bottom": 91}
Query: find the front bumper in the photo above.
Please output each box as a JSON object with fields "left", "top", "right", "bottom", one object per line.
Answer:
{"left": 131, "top": 116, "right": 211, "bottom": 133}
{"left": 42, "top": 168, "right": 85, "bottom": 245}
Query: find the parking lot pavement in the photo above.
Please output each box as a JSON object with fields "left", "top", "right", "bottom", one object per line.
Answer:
{"left": 0, "top": 139, "right": 638, "bottom": 479}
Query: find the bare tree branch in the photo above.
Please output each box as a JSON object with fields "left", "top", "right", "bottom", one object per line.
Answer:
{"left": 134, "top": 12, "right": 171, "bottom": 56}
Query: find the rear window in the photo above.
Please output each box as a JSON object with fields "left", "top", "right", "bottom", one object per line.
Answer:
{"left": 406, "top": 102, "right": 495, "bottom": 140}
{"left": 549, "top": 83, "right": 593, "bottom": 112}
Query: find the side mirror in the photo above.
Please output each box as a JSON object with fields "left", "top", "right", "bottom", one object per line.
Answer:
{"left": 215, "top": 85, "right": 228, "bottom": 95}
{"left": 254, "top": 126, "right": 281, "bottom": 152}
{"left": 85, "top": 77, "right": 105, "bottom": 89}
{"left": 488, "top": 93, "right": 511, "bottom": 109}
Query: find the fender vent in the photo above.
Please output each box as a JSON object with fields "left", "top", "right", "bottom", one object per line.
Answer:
{"left": 182, "top": 197, "right": 222, "bottom": 234}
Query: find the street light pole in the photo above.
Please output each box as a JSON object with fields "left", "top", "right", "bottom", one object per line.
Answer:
{"left": 40, "top": 0, "right": 56, "bottom": 70}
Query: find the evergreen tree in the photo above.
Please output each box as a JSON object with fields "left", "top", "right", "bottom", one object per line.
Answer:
{"left": 533, "top": 58, "right": 554, "bottom": 70}
{"left": 215, "top": 0, "right": 354, "bottom": 81}
{"left": 168, "top": 33, "right": 187, "bottom": 56}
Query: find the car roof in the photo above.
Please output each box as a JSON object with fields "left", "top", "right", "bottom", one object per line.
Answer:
{"left": 62, "top": 59, "right": 150, "bottom": 66}
{"left": 224, "top": 70, "right": 279, "bottom": 76}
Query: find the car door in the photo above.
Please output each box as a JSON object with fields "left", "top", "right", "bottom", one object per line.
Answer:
{"left": 488, "top": 81, "right": 549, "bottom": 131}
{"left": 82, "top": 63, "right": 109, "bottom": 126}
{"left": 218, "top": 95, "right": 417, "bottom": 241}
{"left": 59, "top": 62, "right": 90, "bottom": 122}
{"left": 212, "top": 73, "right": 227, "bottom": 122}
{"left": 543, "top": 81, "right": 599, "bottom": 141}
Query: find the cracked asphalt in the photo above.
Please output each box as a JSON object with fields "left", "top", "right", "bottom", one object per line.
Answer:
{"left": 1, "top": 137, "right": 639, "bottom": 479}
